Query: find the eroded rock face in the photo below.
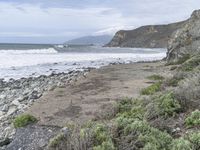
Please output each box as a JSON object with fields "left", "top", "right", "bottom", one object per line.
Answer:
{"left": 167, "top": 10, "right": 200, "bottom": 63}
{"left": 105, "top": 21, "right": 185, "bottom": 48}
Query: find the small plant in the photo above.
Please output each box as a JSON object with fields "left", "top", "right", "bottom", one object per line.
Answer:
{"left": 171, "top": 138, "right": 192, "bottom": 150}
{"left": 147, "top": 75, "right": 164, "bottom": 81}
{"left": 13, "top": 114, "right": 37, "bottom": 128}
{"left": 156, "top": 92, "right": 181, "bottom": 117}
{"left": 185, "top": 110, "right": 200, "bottom": 127}
{"left": 141, "top": 82, "right": 162, "bottom": 95}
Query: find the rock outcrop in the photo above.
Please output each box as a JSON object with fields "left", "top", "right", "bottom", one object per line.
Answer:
{"left": 105, "top": 21, "right": 185, "bottom": 48}
{"left": 167, "top": 10, "right": 200, "bottom": 63}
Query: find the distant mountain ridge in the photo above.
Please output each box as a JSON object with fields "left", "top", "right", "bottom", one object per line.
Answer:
{"left": 65, "top": 35, "right": 112, "bottom": 46}
{"left": 105, "top": 21, "right": 186, "bottom": 48}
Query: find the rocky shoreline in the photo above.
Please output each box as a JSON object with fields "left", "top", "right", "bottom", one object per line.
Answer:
{"left": 0, "top": 68, "right": 92, "bottom": 148}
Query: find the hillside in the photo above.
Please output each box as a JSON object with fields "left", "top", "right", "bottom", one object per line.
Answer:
{"left": 106, "top": 21, "right": 185, "bottom": 48}
{"left": 65, "top": 35, "right": 112, "bottom": 46}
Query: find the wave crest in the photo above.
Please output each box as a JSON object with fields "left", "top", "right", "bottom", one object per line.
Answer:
{"left": 0, "top": 48, "right": 58, "bottom": 54}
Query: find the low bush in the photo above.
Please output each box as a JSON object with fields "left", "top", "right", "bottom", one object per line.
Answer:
{"left": 13, "top": 114, "right": 37, "bottom": 128}
{"left": 156, "top": 92, "right": 181, "bottom": 117}
{"left": 147, "top": 75, "right": 164, "bottom": 81}
{"left": 185, "top": 110, "right": 200, "bottom": 127}
{"left": 141, "top": 82, "right": 162, "bottom": 95}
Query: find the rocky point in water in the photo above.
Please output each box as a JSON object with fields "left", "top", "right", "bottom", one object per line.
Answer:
{"left": 105, "top": 21, "right": 185, "bottom": 48}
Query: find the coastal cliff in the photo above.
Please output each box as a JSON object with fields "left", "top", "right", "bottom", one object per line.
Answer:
{"left": 105, "top": 21, "right": 185, "bottom": 48}
{"left": 167, "top": 9, "right": 200, "bottom": 63}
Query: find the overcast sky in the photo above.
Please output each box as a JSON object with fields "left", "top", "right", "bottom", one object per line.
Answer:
{"left": 0, "top": 0, "right": 200, "bottom": 44}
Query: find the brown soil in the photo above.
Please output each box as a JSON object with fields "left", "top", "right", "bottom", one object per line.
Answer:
{"left": 26, "top": 61, "right": 172, "bottom": 127}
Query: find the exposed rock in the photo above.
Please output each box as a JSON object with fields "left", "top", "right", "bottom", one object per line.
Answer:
{"left": 167, "top": 9, "right": 200, "bottom": 63}
{"left": 6, "top": 125, "right": 60, "bottom": 150}
{"left": 106, "top": 21, "right": 185, "bottom": 48}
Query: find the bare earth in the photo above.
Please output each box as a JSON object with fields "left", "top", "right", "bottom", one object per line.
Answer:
{"left": 26, "top": 61, "right": 172, "bottom": 127}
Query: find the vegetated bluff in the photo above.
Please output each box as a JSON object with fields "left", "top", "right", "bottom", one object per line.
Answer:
{"left": 167, "top": 9, "right": 200, "bottom": 63}
{"left": 105, "top": 21, "right": 185, "bottom": 48}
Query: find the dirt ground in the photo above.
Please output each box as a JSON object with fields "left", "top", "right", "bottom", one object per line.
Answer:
{"left": 26, "top": 61, "right": 172, "bottom": 127}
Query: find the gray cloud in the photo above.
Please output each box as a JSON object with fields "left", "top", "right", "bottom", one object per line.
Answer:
{"left": 0, "top": 0, "right": 200, "bottom": 43}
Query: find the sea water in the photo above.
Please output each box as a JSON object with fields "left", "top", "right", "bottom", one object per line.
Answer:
{"left": 0, "top": 44, "right": 166, "bottom": 80}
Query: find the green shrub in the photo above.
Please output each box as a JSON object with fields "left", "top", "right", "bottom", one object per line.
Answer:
{"left": 13, "top": 114, "right": 37, "bottom": 128}
{"left": 115, "top": 116, "right": 135, "bottom": 129}
{"left": 93, "top": 140, "right": 115, "bottom": 150}
{"left": 185, "top": 110, "right": 200, "bottom": 127}
{"left": 117, "top": 98, "right": 134, "bottom": 113}
{"left": 188, "top": 132, "right": 200, "bottom": 150}
{"left": 141, "top": 82, "right": 162, "bottom": 95}
{"left": 171, "top": 138, "right": 192, "bottom": 150}
{"left": 91, "top": 123, "right": 115, "bottom": 149}
{"left": 156, "top": 92, "right": 181, "bottom": 117}
{"left": 147, "top": 75, "right": 164, "bottom": 81}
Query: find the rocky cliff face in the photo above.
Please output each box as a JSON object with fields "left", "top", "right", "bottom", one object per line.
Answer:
{"left": 167, "top": 10, "right": 200, "bottom": 63}
{"left": 105, "top": 21, "right": 185, "bottom": 48}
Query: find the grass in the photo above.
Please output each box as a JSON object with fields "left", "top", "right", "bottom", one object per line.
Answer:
{"left": 147, "top": 74, "right": 164, "bottom": 81}
{"left": 13, "top": 114, "right": 37, "bottom": 128}
{"left": 141, "top": 82, "right": 162, "bottom": 95}
{"left": 185, "top": 110, "right": 200, "bottom": 127}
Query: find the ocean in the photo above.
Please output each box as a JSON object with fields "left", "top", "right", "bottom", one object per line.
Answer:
{"left": 0, "top": 44, "right": 166, "bottom": 80}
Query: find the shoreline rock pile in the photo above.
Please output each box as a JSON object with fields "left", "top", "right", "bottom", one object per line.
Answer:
{"left": 0, "top": 68, "right": 91, "bottom": 148}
